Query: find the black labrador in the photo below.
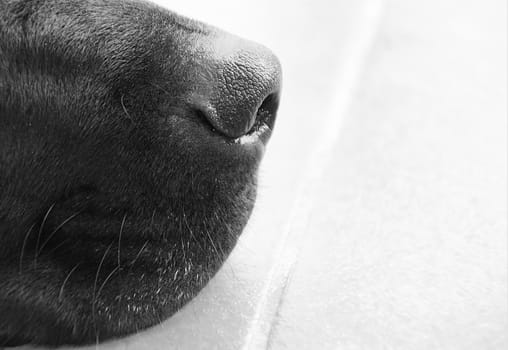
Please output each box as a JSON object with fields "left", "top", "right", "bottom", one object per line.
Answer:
{"left": 0, "top": 0, "right": 281, "bottom": 346}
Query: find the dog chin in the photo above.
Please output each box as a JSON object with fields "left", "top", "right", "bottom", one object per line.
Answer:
{"left": 4, "top": 169, "right": 257, "bottom": 346}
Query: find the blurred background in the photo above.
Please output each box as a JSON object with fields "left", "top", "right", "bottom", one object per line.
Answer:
{"left": 57, "top": 0, "right": 507, "bottom": 349}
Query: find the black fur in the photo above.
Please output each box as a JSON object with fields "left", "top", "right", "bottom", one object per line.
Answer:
{"left": 0, "top": 0, "right": 281, "bottom": 346}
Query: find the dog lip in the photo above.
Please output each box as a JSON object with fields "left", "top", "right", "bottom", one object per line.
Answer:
{"left": 234, "top": 119, "right": 272, "bottom": 145}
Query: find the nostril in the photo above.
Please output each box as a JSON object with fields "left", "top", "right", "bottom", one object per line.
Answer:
{"left": 253, "top": 92, "right": 280, "bottom": 132}
{"left": 192, "top": 91, "right": 281, "bottom": 141}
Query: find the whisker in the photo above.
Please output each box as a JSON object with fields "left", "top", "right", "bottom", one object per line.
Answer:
{"left": 58, "top": 263, "right": 82, "bottom": 301}
{"left": 120, "top": 94, "right": 132, "bottom": 121}
{"left": 93, "top": 243, "right": 113, "bottom": 303}
{"left": 96, "top": 266, "right": 120, "bottom": 302}
{"left": 212, "top": 213, "right": 228, "bottom": 257}
{"left": 43, "top": 239, "right": 69, "bottom": 257}
{"left": 128, "top": 240, "right": 149, "bottom": 272}
{"left": 37, "top": 210, "right": 82, "bottom": 256}
{"left": 210, "top": 213, "right": 238, "bottom": 280}
{"left": 33, "top": 203, "right": 55, "bottom": 267}
{"left": 92, "top": 242, "right": 113, "bottom": 339}
{"left": 118, "top": 214, "right": 127, "bottom": 267}
{"left": 19, "top": 223, "right": 36, "bottom": 274}
{"left": 183, "top": 213, "right": 205, "bottom": 253}
{"left": 204, "top": 226, "right": 222, "bottom": 261}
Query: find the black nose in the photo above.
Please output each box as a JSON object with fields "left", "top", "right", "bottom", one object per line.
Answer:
{"left": 186, "top": 35, "right": 282, "bottom": 139}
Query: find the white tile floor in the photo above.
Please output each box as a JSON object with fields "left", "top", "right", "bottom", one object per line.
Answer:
{"left": 267, "top": 1, "right": 507, "bottom": 348}
{"left": 15, "top": 0, "right": 507, "bottom": 349}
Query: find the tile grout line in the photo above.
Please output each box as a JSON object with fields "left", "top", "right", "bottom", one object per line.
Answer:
{"left": 241, "top": 1, "right": 385, "bottom": 349}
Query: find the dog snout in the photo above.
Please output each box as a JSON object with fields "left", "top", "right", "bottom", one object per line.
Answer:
{"left": 185, "top": 34, "right": 282, "bottom": 139}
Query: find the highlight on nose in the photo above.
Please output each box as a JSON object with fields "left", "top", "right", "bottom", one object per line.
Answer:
{"left": 188, "top": 41, "right": 282, "bottom": 139}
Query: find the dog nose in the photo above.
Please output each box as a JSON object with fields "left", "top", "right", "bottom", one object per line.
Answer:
{"left": 187, "top": 36, "right": 282, "bottom": 139}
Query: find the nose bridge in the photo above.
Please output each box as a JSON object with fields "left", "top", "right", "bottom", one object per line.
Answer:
{"left": 186, "top": 33, "right": 282, "bottom": 138}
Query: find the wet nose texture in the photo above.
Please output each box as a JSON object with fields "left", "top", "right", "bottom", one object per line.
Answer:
{"left": 193, "top": 45, "right": 282, "bottom": 139}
